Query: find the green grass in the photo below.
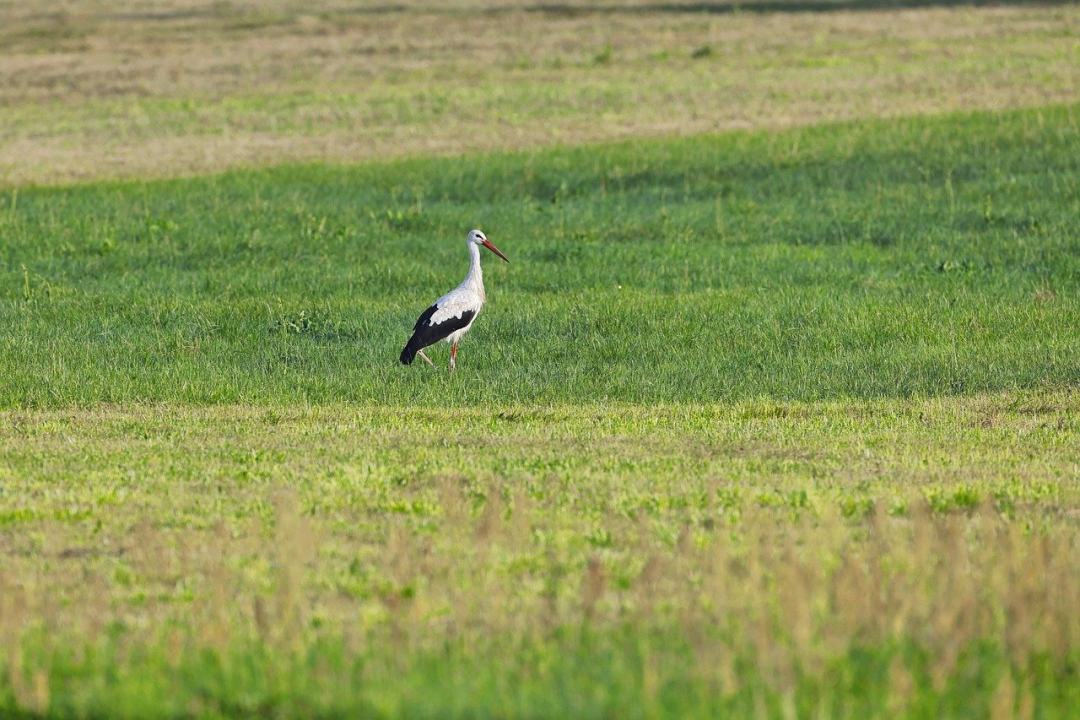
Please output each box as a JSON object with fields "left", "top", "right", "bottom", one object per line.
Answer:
{"left": 4, "top": 1, "right": 1077, "bottom": 185}
{"left": 1, "top": 397, "right": 1077, "bottom": 718}
{"left": 2, "top": 104, "right": 1078, "bottom": 407}
{"left": 1, "top": 105, "right": 1078, "bottom": 717}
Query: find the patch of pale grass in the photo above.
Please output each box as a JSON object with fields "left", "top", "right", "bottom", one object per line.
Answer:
{"left": 0, "top": 393, "right": 1076, "bottom": 711}
{"left": 1, "top": 1, "right": 1077, "bottom": 184}
{"left": 2, "top": 394, "right": 1077, "bottom": 635}
{"left": 1, "top": 395, "right": 1077, "bottom": 713}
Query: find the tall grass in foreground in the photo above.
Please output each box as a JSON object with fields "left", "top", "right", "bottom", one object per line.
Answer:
{"left": 1, "top": 397, "right": 1077, "bottom": 717}
{"left": 3, "top": 493, "right": 1076, "bottom": 718}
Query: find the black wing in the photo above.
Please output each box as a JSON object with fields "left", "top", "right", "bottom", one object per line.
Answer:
{"left": 399, "top": 305, "right": 476, "bottom": 365}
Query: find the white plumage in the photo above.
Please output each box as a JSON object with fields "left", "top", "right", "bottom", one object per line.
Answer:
{"left": 399, "top": 229, "right": 509, "bottom": 370}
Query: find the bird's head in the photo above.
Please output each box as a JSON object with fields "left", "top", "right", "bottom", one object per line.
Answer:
{"left": 468, "top": 228, "right": 509, "bottom": 263}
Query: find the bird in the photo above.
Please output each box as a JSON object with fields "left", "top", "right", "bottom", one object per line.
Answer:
{"left": 399, "top": 228, "right": 509, "bottom": 370}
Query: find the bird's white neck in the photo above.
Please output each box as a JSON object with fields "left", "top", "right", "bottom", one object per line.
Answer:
{"left": 463, "top": 241, "right": 484, "bottom": 295}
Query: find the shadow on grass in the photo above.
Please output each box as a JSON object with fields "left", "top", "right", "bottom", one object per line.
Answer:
{"left": 100, "top": 0, "right": 1079, "bottom": 24}
{"left": 526, "top": 0, "right": 1074, "bottom": 16}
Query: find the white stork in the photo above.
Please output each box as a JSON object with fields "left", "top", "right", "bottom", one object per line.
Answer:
{"left": 399, "top": 228, "right": 509, "bottom": 370}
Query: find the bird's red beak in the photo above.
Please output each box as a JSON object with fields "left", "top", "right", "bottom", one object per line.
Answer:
{"left": 482, "top": 239, "right": 510, "bottom": 263}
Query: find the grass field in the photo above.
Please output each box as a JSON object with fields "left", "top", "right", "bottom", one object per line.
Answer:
{"left": 2, "top": 104, "right": 1078, "bottom": 406}
{"left": 2, "top": 1, "right": 1079, "bottom": 717}
{"left": 2, "top": 103, "right": 1078, "bottom": 717}
{"left": 2, "top": 397, "right": 1078, "bottom": 717}
{"left": 1, "top": 0, "right": 1078, "bottom": 184}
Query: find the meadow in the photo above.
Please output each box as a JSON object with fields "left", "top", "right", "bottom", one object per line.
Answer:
{"left": 3, "top": 105, "right": 1078, "bottom": 406}
{"left": 1, "top": 397, "right": 1077, "bottom": 717}
{"left": 1, "top": 1, "right": 1079, "bottom": 717}
{"left": 2, "top": 102, "right": 1078, "bottom": 717}
{"left": 2, "top": 0, "right": 1078, "bottom": 185}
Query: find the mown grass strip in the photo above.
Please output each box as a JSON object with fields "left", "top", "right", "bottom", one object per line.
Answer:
{"left": 3, "top": 2, "right": 1077, "bottom": 185}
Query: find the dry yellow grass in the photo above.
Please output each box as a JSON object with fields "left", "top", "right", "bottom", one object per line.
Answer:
{"left": 3, "top": 399, "right": 1078, "bottom": 651}
{"left": 2, "top": 396, "right": 1077, "bottom": 714}
{"left": 1, "top": 0, "right": 1077, "bottom": 185}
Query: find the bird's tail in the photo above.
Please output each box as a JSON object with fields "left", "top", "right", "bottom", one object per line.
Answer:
{"left": 399, "top": 339, "right": 417, "bottom": 365}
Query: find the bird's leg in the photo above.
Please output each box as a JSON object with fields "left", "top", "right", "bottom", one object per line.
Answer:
{"left": 416, "top": 349, "right": 435, "bottom": 367}
{"left": 449, "top": 342, "right": 458, "bottom": 371}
